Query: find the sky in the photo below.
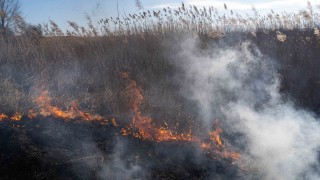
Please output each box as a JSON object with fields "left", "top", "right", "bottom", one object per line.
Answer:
{"left": 20, "top": 0, "right": 317, "bottom": 30}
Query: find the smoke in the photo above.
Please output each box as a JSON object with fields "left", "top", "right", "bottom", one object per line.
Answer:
{"left": 173, "top": 36, "right": 320, "bottom": 179}
{"left": 99, "top": 138, "right": 145, "bottom": 179}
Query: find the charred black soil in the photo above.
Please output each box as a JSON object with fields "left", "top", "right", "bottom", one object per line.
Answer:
{"left": 0, "top": 118, "right": 242, "bottom": 179}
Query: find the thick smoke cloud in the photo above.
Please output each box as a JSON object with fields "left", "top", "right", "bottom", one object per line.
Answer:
{"left": 174, "top": 36, "right": 320, "bottom": 179}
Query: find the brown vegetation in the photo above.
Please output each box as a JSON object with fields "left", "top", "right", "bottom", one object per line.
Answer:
{"left": 1, "top": 1, "right": 320, "bottom": 179}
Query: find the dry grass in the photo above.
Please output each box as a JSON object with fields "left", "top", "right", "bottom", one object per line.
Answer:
{"left": 0, "top": 2, "right": 320, "bottom": 119}
{"left": 35, "top": 2, "right": 320, "bottom": 39}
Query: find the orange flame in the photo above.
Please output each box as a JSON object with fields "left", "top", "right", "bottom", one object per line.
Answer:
{"left": 209, "top": 128, "right": 223, "bottom": 147}
{"left": 0, "top": 113, "right": 23, "bottom": 121}
{"left": 34, "top": 90, "right": 104, "bottom": 122}
{"left": 120, "top": 72, "right": 241, "bottom": 161}
{"left": 0, "top": 72, "right": 241, "bottom": 163}
{"left": 35, "top": 90, "right": 77, "bottom": 119}
{"left": 10, "top": 113, "right": 22, "bottom": 121}
{"left": 120, "top": 72, "right": 194, "bottom": 142}
{"left": 0, "top": 113, "right": 8, "bottom": 120}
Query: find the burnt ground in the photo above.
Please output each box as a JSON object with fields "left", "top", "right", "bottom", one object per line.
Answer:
{"left": 0, "top": 117, "right": 243, "bottom": 180}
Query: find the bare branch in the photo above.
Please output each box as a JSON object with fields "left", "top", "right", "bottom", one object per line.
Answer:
{"left": 0, "top": 0, "right": 22, "bottom": 35}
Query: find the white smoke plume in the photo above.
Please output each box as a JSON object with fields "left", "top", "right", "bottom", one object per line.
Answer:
{"left": 99, "top": 138, "right": 144, "bottom": 179}
{"left": 174, "top": 36, "right": 320, "bottom": 179}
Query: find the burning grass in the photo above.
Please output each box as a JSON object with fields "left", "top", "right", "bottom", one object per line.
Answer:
{"left": 0, "top": 72, "right": 243, "bottom": 179}
{"left": 0, "top": 72, "right": 241, "bottom": 163}
{"left": 1, "top": 1, "right": 320, "bottom": 179}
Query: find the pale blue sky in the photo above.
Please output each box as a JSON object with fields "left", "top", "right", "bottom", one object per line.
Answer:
{"left": 20, "top": 0, "right": 315, "bottom": 30}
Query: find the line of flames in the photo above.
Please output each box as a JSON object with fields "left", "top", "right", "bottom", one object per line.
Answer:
{"left": 119, "top": 72, "right": 240, "bottom": 161}
{"left": 0, "top": 90, "right": 110, "bottom": 124}
{"left": 0, "top": 72, "right": 240, "bottom": 162}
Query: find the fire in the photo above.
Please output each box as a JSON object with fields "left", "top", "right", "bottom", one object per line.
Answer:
{"left": 120, "top": 72, "right": 241, "bottom": 161}
{"left": 0, "top": 113, "right": 8, "bottom": 120}
{"left": 0, "top": 89, "right": 109, "bottom": 124}
{"left": 35, "top": 90, "right": 77, "bottom": 119}
{"left": 10, "top": 113, "right": 22, "bottom": 121}
{"left": 0, "top": 113, "right": 22, "bottom": 121}
{"left": 209, "top": 128, "right": 223, "bottom": 147}
{"left": 0, "top": 72, "right": 241, "bottom": 163}
{"left": 34, "top": 90, "right": 104, "bottom": 122}
{"left": 120, "top": 72, "right": 194, "bottom": 142}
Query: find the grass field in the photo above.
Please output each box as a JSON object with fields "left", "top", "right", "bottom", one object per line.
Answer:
{"left": 1, "top": 2, "right": 320, "bottom": 179}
